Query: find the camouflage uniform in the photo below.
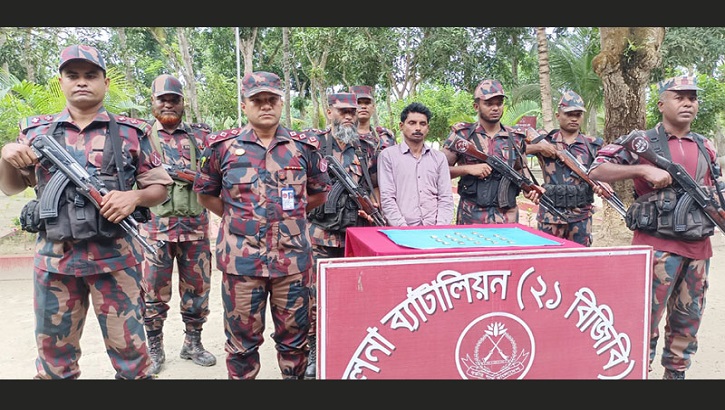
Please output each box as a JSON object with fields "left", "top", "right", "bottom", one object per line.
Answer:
{"left": 304, "top": 92, "right": 379, "bottom": 378}
{"left": 140, "top": 74, "right": 215, "bottom": 373}
{"left": 589, "top": 76, "right": 718, "bottom": 380}
{"left": 11, "top": 45, "right": 175, "bottom": 380}
{"left": 349, "top": 85, "right": 396, "bottom": 152}
{"left": 443, "top": 80, "right": 528, "bottom": 225}
{"left": 534, "top": 91, "right": 603, "bottom": 246}
{"left": 16, "top": 46, "right": 172, "bottom": 380}
{"left": 193, "top": 71, "right": 331, "bottom": 379}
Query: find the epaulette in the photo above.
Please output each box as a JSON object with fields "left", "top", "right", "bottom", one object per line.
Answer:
{"left": 586, "top": 134, "right": 604, "bottom": 148}
{"left": 302, "top": 128, "right": 328, "bottom": 137}
{"left": 506, "top": 125, "right": 526, "bottom": 136}
{"left": 19, "top": 114, "right": 55, "bottom": 133}
{"left": 451, "top": 122, "right": 473, "bottom": 132}
{"left": 191, "top": 122, "right": 212, "bottom": 133}
{"left": 206, "top": 128, "right": 242, "bottom": 147}
{"left": 115, "top": 115, "right": 151, "bottom": 134}
{"left": 289, "top": 130, "right": 321, "bottom": 149}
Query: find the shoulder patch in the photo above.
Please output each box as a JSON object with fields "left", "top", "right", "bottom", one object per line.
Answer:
{"left": 19, "top": 114, "right": 54, "bottom": 132}
{"left": 598, "top": 143, "right": 623, "bottom": 156}
{"left": 451, "top": 122, "right": 472, "bottom": 132}
{"left": 206, "top": 128, "right": 241, "bottom": 147}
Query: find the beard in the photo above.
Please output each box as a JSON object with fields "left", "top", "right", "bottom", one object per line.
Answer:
{"left": 333, "top": 120, "right": 359, "bottom": 145}
{"left": 153, "top": 110, "right": 182, "bottom": 128}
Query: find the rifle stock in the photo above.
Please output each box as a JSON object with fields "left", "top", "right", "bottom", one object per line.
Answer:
{"left": 324, "top": 155, "right": 388, "bottom": 227}
{"left": 163, "top": 164, "right": 197, "bottom": 184}
{"left": 30, "top": 134, "right": 164, "bottom": 257}
{"left": 619, "top": 130, "right": 725, "bottom": 235}
{"left": 445, "top": 135, "right": 568, "bottom": 219}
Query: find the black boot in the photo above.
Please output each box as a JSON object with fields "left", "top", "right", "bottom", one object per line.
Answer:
{"left": 305, "top": 335, "right": 316, "bottom": 379}
{"left": 147, "top": 333, "right": 165, "bottom": 376}
{"left": 180, "top": 329, "right": 217, "bottom": 367}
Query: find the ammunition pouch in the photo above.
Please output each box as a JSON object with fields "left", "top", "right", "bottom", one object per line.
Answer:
{"left": 458, "top": 173, "right": 520, "bottom": 209}
{"left": 20, "top": 199, "right": 43, "bottom": 233}
{"left": 625, "top": 187, "right": 715, "bottom": 241}
{"left": 151, "top": 181, "right": 204, "bottom": 217}
{"left": 308, "top": 181, "right": 361, "bottom": 233}
{"left": 542, "top": 184, "right": 594, "bottom": 209}
{"left": 32, "top": 176, "right": 150, "bottom": 241}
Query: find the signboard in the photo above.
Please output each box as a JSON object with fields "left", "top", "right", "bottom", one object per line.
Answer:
{"left": 515, "top": 115, "right": 538, "bottom": 129}
{"left": 318, "top": 246, "right": 652, "bottom": 380}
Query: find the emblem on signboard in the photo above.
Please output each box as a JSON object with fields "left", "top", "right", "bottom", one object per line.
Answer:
{"left": 456, "top": 312, "right": 534, "bottom": 379}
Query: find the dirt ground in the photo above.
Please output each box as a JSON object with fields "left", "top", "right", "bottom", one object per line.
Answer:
{"left": 1, "top": 190, "right": 723, "bottom": 379}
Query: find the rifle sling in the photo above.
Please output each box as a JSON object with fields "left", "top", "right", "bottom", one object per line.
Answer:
{"left": 150, "top": 119, "right": 197, "bottom": 171}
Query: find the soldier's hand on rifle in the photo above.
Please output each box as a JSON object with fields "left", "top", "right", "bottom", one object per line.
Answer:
{"left": 100, "top": 190, "right": 140, "bottom": 224}
{"left": 1, "top": 142, "right": 38, "bottom": 169}
{"left": 593, "top": 181, "right": 612, "bottom": 198}
{"left": 468, "top": 163, "right": 492, "bottom": 179}
{"left": 643, "top": 166, "right": 672, "bottom": 190}
{"left": 527, "top": 139, "right": 558, "bottom": 158}
{"left": 358, "top": 209, "right": 375, "bottom": 224}
{"left": 523, "top": 187, "right": 542, "bottom": 205}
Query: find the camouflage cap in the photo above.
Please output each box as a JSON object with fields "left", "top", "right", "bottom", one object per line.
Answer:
{"left": 658, "top": 75, "right": 702, "bottom": 95}
{"left": 152, "top": 74, "right": 183, "bottom": 97}
{"left": 328, "top": 92, "right": 358, "bottom": 109}
{"left": 58, "top": 44, "right": 106, "bottom": 73}
{"left": 558, "top": 90, "right": 587, "bottom": 113}
{"left": 474, "top": 79, "right": 507, "bottom": 101}
{"left": 349, "top": 85, "right": 374, "bottom": 101}
{"left": 242, "top": 71, "right": 284, "bottom": 98}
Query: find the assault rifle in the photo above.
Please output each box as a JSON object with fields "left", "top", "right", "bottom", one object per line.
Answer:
{"left": 619, "top": 130, "right": 725, "bottom": 236}
{"left": 30, "top": 134, "right": 164, "bottom": 257}
{"left": 555, "top": 149, "right": 628, "bottom": 218}
{"left": 444, "top": 135, "right": 568, "bottom": 219}
{"left": 163, "top": 164, "right": 197, "bottom": 184}
{"left": 324, "top": 155, "right": 389, "bottom": 227}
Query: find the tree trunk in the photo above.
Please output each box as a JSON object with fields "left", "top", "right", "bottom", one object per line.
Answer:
{"left": 177, "top": 28, "right": 201, "bottom": 123}
{"left": 591, "top": 27, "right": 665, "bottom": 246}
{"left": 536, "top": 27, "right": 554, "bottom": 131}
{"left": 238, "top": 27, "right": 258, "bottom": 75}
{"left": 21, "top": 28, "right": 35, "bottom": 83}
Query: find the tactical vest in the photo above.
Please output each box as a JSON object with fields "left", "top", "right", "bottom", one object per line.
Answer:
{"left": 624, "top": 127, "right": 719, "bottom": 241}
{"left": 457, "top": 123, "right": 521, "bottom": 209}
{"left": 307, "top": 132, "right": 371, "bottom": 233}
{"left": 21, "top": 116, "right": 149, "bottom": 241}
{"left": 534, "top": 129, "right": 596, "bottom": 209}
{"left": 147, "top": 120, "right": 205, "bottom": 217}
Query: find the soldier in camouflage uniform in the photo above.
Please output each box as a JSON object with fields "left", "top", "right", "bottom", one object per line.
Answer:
{"left": 141, "top": 74, "right": 216, "bottom": 375}
{"left": 193, "top": 71, "right": 331, "bottom": 379}
{"left": 441, "top": 79, "right": 542, "bottom": 225}
{"left": 350, "top": 85, "right": 396, "bottom": 153}
{"left": 589, "top": 76, "right": 722, "bottom": 380}
{"left": 0, "top": 44, "right": 172, "bottom": 379}
{"left": 525, "top": 91, "right": 605, "bottom": 246}
{"left": 304, "top": 92, "right": 381, "bottom": 379}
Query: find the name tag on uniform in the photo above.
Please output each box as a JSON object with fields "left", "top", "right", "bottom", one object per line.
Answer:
{"left": 281, "top": 187, "right": 295, "bottom": 211}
